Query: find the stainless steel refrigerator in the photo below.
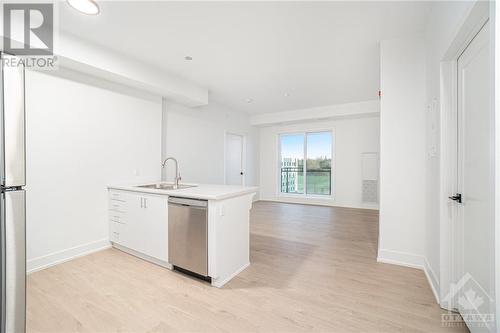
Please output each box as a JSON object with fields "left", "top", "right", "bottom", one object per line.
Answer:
{"left": 0, "top": 53, "right": 26, "bottom": 333}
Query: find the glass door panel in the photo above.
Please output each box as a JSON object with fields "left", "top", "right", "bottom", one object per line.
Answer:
{"left": 306, "top": 132, "right": 332, "bottom": 195}
{"left": 280, "top": 134, "right": 304, "bottom": 194}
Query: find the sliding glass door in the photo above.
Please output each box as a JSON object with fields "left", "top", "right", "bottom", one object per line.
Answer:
{"left": 279, "top": 131, "right": 332, "bottom": 196}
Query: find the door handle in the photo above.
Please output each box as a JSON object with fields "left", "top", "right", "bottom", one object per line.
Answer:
{"left": 449, "top": 193, "right": 462, "bottom": 203}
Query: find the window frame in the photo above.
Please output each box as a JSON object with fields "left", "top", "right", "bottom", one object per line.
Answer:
{"left": 277, "top": 129, "right": 335, "bottom": 199}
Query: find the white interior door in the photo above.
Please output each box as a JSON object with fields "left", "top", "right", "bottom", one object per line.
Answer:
{"left": 225, "top": 133, "right": 244, "bottom": 185}
{"left": 455, "top": 20, "right": 495, "bottom": 332}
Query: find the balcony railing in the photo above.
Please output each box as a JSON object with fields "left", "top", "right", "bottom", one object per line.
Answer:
{"left": 280, "top": 167, "right": 331, "bottom": 195}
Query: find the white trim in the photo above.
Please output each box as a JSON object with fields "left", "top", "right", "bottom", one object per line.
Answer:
{"left": 258, "top": 198, "right": 378, "bottom": 211}
{"left": 211, "top": 262, "right": 250, "bottom": 288}
{"left": 424, "top": 257, "right": 441, "bottom": 304}
{"left": 376, "top": 249, "right": 424, "bottom": 269}
{"left": 277, "top": 193, "right": 334, "bottom": 200}
{"left": 494, "top": 0, "right": 500, "bottom": 328}
{"left": 27, "top": 238, "right": 111, "bottom": 274}
{"left": 439, "top": 60, "right": 459, "bottom": 310}
{"left": 443, "top": 2, "right": 490, "bottom": 61}
{"left": 376, "top": 252, "right": 440, "bottom": 304}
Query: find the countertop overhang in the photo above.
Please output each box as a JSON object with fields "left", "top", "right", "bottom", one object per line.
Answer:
{"left": 108, "top": 182, "right": 258, "bottom": 201}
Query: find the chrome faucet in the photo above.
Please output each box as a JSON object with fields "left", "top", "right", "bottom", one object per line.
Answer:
{"left": 161, "top": 157, "right": 181, "bottom": 189}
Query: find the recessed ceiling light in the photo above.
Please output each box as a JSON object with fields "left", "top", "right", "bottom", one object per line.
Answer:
{"left": 184, "top": 56, "right": 193, "bottom": 61}
{"left": 67, "top": 0, "right": 100, "bottom": 15}
{"left": 246, "top": 98, "right": 253, "bottom": 103}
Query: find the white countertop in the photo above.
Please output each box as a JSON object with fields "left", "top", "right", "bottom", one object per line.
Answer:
{"left": 108, "top": 182, "right": 258, "bottom": 200}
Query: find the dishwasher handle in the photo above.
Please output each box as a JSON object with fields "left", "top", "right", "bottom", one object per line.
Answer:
{"left": 168, "top": 197, "right": 208, "bottom": 208}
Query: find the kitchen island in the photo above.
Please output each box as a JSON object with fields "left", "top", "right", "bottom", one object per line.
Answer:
{"left": 108, "top": 182, "right": 257, "bottom": 288}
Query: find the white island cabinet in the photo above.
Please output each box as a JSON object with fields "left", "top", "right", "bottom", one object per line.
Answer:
{"left": 107, "top": 183, "right": 258, "bottom": 288}
{"left": 108, "top": 190, "right": 169, "bottom": 267}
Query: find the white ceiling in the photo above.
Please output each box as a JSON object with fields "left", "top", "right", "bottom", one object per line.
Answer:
{"left": 58, "top": 1, "right": 431, "bottom": 114}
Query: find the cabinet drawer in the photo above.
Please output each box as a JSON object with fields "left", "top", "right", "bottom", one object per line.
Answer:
{"left": 110, "top": 230, "right": 121, "bottom": 243}
{"left": 109, "top": 190, "right": 128, "bottom": 203}
{"left": 110, "top": 220, "right": 123, "bottom": 243}
{"left": 109, "top": 213, "right": 126, "bottom": 224}
{"left": 109, "top": 201, "right": 126, "bottom": 212}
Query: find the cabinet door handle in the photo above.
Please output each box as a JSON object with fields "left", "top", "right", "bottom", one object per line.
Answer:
{"left": 140, "top": 197, "right": 143, "bottom": 208}
{"left": 144, "top": 198, "right": 147, "bottom": 209}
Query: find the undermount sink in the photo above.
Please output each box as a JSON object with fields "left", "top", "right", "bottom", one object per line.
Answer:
{"left": 136, "top": 183, "right": 195, "bottom": 190}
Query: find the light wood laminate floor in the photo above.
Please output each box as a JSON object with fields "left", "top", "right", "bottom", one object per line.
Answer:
{"left": 27, "top": 201, "right": 467, "bottom": 332}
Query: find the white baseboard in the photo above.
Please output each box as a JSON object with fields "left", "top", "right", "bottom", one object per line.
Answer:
{"left": 27, "top": 238, "right": 111, "bottom": 274}
{"left": 212, "top": 262, "right": 250, "bottom": 288}
{"left": 378, "top": 249, "right": 440, "bottom": 304}
{"left": 424, "top": 257, "right": 440, "bottom": 304}
{"left": 377, "top": 249, "right": 424, "bottom": 269}
{"left": 257, "top": 197, "right": 379, "bottom": 210}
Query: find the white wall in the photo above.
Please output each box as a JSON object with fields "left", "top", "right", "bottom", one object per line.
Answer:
{"left": 162, "top": 102, "right": 259, "bottom": 189}
{"left": 378, "top": 34, "right": 426, "bottom": 268}
{"left": 25, "top": 70, "right": 162, "bottom": 272}
{"left": 258, "top": 115, "right": 380, "bottom": 209}
{"left": 424, "top": 1, "right": 475, "bottom": 299}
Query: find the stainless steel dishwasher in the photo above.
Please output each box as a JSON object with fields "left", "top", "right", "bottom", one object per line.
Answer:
{"left": 168, "top": 197, "right": 208, "bottom": 278}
